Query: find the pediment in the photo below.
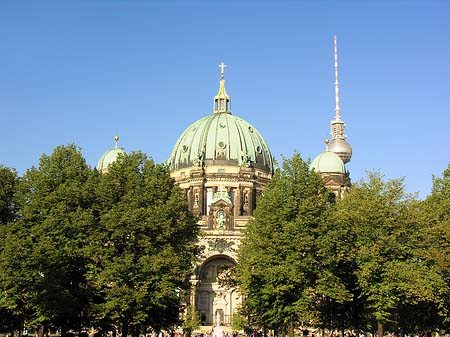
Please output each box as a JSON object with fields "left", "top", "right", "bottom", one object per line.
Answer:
{"left": 210, "top": 198, "right": 232, "bottom": 208}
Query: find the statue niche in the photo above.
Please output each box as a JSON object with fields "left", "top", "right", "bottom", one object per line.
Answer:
{"left": 208, "top": 190, "right": 234, "bottom": 230}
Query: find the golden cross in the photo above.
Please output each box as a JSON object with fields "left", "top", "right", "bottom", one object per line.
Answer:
{"left": 219, "top": 62, "right": 227, "bottom": 79}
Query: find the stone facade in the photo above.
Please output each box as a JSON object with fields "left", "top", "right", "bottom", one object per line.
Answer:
{"left": 170, "top": 162, "right": 272, "bottom": 327}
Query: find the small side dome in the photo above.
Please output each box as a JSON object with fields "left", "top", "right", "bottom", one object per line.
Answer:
{"left": 97, "top": 135, "right": 125, "bottom": 173}
{"left": 311, "top": 147, "right": 346, "bottom": 174}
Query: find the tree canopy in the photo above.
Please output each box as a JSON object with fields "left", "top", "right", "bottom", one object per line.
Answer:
{"left": 1, "top": 145, "right": 450, "bottom": 337}
{"left": 236, "top": 156, "right": 450, "bottom": 336}
{"left": 236, "top": 154, "right": 336, "bottom": 333}
{"left": 0, "top": 166, "right": 19, "bottom": 226}
{"left": 0, "top": 145, "right": 97, "bottom": 335}
{"left": 331, "top": 173, "right": 446, "bottom": 335}
{"left": 0, "top": 146, "right": 199, "bottom": 337}
{"left": 87, "top": 151, "right": 199, "bottom": 337}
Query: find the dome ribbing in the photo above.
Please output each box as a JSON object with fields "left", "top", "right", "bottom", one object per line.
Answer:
{"left": 169, "top": 112, "right": 273, "bottom": 173}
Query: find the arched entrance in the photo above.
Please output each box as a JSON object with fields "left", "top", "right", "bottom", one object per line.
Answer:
{"left": 195, "top": 255, "right": 239, "bottom": 327}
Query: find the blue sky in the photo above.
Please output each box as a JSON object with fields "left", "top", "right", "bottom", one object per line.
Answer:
{"left": 1, "top": 1, "right": 449, "bottom": 198}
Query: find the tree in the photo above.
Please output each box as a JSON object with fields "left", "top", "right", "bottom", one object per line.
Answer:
{"left": 418, "top": 163, "right": 450, "bottom": 331}
{"left": 0, "top": 166, "right": 22, "bottom": 335}
{"left": 427, "top": 163, "right": 450, "bottom": 223}
{"left": 333, "top": 172, "right": 444, "bottom": 336}
{"left": 230, "top": 310, "right": 249, "bottom": 332}
{"left": 236, "top": 154, "right": 336, "bottom": 335}
{"left": 0, "top": 166, "right": 18, "bottom": 226}
{"left": 87, "top": 152, "right": 199, "bottom": 337}
{"left": 0, "top": 145, "right": 97, "bottom": 336}
{"left": 182, "top": 305, "right": 200, "bottom": 337}
{"left": 316, "top": 200, "right": 368, "bottom": 334}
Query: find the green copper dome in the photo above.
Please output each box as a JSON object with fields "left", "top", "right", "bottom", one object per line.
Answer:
{"left": 311, "top": 149, "right": 346, "bottom": 174}
{"left": 169, "top": 70, "right": 273, "bottom": 174}
{"left": 97, "top": 136, "right": 125, "bottom": 173}
{"left": 169, "top": 113, "right": 273, "bottom": 173}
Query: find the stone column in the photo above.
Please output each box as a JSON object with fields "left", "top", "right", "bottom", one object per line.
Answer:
{"left": 189, "top": 279, "right": 199, "bottom": 308}
{"left": 234, "top": 187, "right": 240, "bottom": 218}
{"left": 199, "top": 185, "right": 205, "bottom": 215}
{"left": 187, "top": 188, "right": 193, "bottom": 212}
{"left": 248, "top": 188, "right": 253, "bottom": 216}
{"left": 192, "top": 186, "right": 203, "bottom": 217}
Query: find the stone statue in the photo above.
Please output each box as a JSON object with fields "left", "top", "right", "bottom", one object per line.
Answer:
{"left": 217, "top": 211, "right": 225, "bottom": 229}
{"left": 193, "top": 152, "right": 204, "bottom": 167}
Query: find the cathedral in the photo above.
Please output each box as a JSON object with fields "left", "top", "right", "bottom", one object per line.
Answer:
{"left": 96, "top": 37, "right": 352, "bottom": 329}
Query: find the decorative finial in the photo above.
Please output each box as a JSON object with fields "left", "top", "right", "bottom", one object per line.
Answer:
{"left": 334, "top": 35, "right": 341, "bottom": 120}
{"left": 324, "top": 138, "right": 330, "bottom": 150}
{"left": 214, "top": 62, "right": 231, "bottom": 114}
{"left": 219, "top": 62, "right": 227, "bottom": 79}
{"left": 114, "top": 135, "right": 120, "bottom": 148}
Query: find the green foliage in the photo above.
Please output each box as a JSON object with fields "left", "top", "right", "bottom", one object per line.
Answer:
{"left": 87, "top": 152, "right": 199, "bottom": 334}
{"left": 182, "top": 305, "right": 200, "bottom": 337}
{"left": 332, "top": 172, "right": 446, "bottom": 332}
{"left": 427, "top": 163, "right": 450, "bottom": 223}
{"left": 2, "top": 145, "right": 450, "bottom": 335}
{"left": 231, "top": 311, "right": 248, "bottom": 331}
{"left": 236, "top": 153, "right": 335, "bottom": 329}
{"left": 0, "top": 166, "right": 21, "bottom": 331}
{"left": 0, "top": 146, "right": 200, "bottom": 336}
{"left": 236, "top": 163, "right": 450, "bottom": 334}
{"left": 0, "top": 145, "right": 97, "bottom": 332}
{"left": 419, "top": 163, "right": 450, "bottom": 330}
{"left": 0, "top": 166, "right": 18, "bottom": 226}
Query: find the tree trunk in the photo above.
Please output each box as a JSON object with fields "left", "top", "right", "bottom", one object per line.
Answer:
{"left": 377, "top": 321, "right": 383, "bottom": 337}
{"left": 37, "top": 325, "right": 45, "bottom": 337}
{"left": 288, "top": 321, "right": 294, "bottom": 337}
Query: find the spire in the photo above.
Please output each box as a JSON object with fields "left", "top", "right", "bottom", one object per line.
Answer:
{"left": 334, "top": 35, "right": 341, "bottom": 120}
{"left": 330, "top": 35, "right": 346, "bottom": 141}
{"left": 328, "top": 36, "right": 352, "bottom": 164}
{"left": 214, "top": 62, "right": 231, "bottom": 114}
{"left": 114, "top": 135, "right": 120, "bottom": 148}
